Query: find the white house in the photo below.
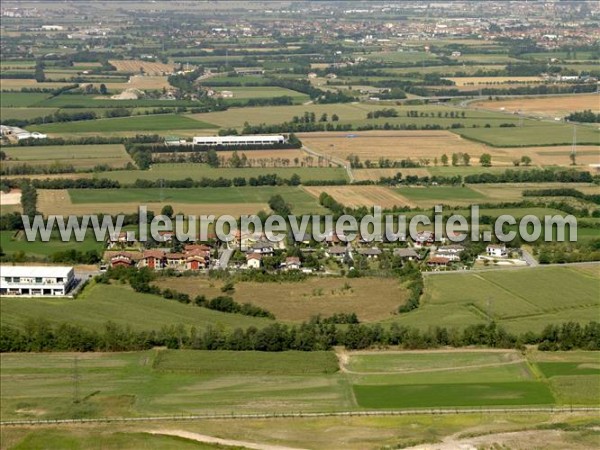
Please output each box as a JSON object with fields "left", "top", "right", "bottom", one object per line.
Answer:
{"left": 486, "top": 244, "right": 507, "bottom": 258}
{"left": 192, "top": 135, "right": 286, "bottom": 147}
{"left": 246, "top": 253, "right": 262, "bottom": 269}
{"left": 0, "top": 266, "right": 76, "bottom": 296}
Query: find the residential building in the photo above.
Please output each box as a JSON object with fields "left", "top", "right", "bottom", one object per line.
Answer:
{"left": 486, "top": 244, "right": 507, "bottom": 258}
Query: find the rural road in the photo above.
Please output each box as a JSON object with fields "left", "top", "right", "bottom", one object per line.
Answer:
{"left": 146, "top": 430, "right": 308, "bottom": 450}
{"left": 215, "top": 248, "right": 234, "bottom": 269}
{"left": 302, "top": 144, "right": 354, "bottom": 182}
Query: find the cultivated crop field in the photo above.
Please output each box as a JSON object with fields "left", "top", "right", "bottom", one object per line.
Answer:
{"left": 102, "top": 163, "right": 347, "bottom": 185}
{"left": 36, "top": 189, "right": 268, "bottom": 218}
{"left": 455, "top": 122, "right": 600, "bottom": 147}
{"left": 29, "top": 114, "right": 216, "bottom": 134}
{"left": 2, "top": 144, "right": 134, "bottom": 169}
{"left": 300, "top": 130, "right": 489, "bottom": 162}
{"left": 108, "top": 60, "right": 174, "bottom": 75}
{"left": 390, "top": 265, "right": 600, "bottom": 333}
{"left": 447, "top": 76, "right": 544, "bottom": 86}
{"left": 303, "top": 185, "right": 412, "bottom": 208}
{"left": 473, "top": 93, "right": 600, "bottom": 118}
{"left": 156, "top": 276, "right": 409, "bottom": 322}
{"left": 3, "top": 348, "right": 594, "bottom": 423}
{"left": 352, "top": 167, "right": 431, "bottom": 181}
{"left": 218, "top": 86, "right": 309, "bottom": 101}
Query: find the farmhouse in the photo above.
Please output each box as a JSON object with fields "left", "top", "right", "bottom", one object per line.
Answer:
{"left": 0, "top": 266, "right": 76, "bottom": 296}
{"left": 282, "top": 256, "right": 301, "bottom": 271}
{"left": 358, "top": 247, "right": 382, "bottom": 259}
{"left": 191, "top": 135, "right": 287, "bottom": 146}
{"left": 427, "top": 256, "right": 451, "bottom": 268}
{"left": 246, "top": 253, "right": 262, "bottom": 269}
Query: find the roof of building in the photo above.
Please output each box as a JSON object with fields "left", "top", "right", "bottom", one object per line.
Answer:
{"left": 358, "top": 248, "right": 382, "bottom": 255}
{"left": 0, "top": 265, "right": 73, "bottom": 278}
{"left": 328, "top": 246, "right": 347, "bottom": 254}
{"left": 427, "top": 256, "right": 450, "bottom": 265}
{"left": 247, "top": 253, "right": 262, "bottom": 260}
{"left": 394, "top": 248, "right": 419, "bottom": 258}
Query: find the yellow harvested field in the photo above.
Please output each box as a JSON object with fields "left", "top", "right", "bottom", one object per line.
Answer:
{"left": 473, "top": 93, "right": 600, "bottom": 117}
{"left": 95, "top": 75, "right": 171, "bottom": 91}
{"left": 108, "top": 60, "right": 174, "bottom": 75}
{"left": 353, "top": 168, "right": 430, "bottom": 181}
{"left": 37, "top": 190, "right": 266, "bottom": 217}
{"left": 447, "top": 76, "right": 544, "bottom": 86}
{"left": 483, "top": 145, "right": 600, "bottom": 166}
{"left": 212, "top": 149, "right": 307, "bottom": 160}
{"left": 157, "top": 276, "right": 408, "bottom": 322}
{"left": 0, "top": 79, "right": 73, "bottom": 90}
{"left": 471, "top": 182, "right": 600, "bottom": 202}
{"left": 300, "top": 130, "right": 488, "bottom": 161}
{"left": 303, "top": 185, "right": 412, "bottom": 208}
{"left": 0, "top": 190, "right": 21, "bottom": 206}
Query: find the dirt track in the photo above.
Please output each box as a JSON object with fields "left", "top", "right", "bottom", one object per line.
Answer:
{"left": 145, "top": 429, "right": 308, "bottom": 450}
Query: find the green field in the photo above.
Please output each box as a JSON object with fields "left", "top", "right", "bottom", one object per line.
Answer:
{"left": 28, "top": 114, "right": 216, "bottom": 133}
{"left": 3, "top": 349, "right": 595, "bottom": 422}
{"left": 3, "top": 144, "right": 133, "bottom": 169}
{"left": 220, "top": 86, "right": 309, "bottom": 101}
{"left": 67, "top": 186, "right": 324, "bottom": 213}
{"left": 0, "top": 229, "right": 105, "bottom": 258}
{"left": 0, "top": 93, "right": 49, "bottom": 107}
{"left": 154, "top": 350, "right": 339, "bottom": 374}
{"left": 0, "top": 107, "right": 58, "bottom": 120}
{"left": 455, "top": 124, "right": 600, "bottom": 147}
{"left": 390, "top": 266, "right": 600, "bottom": 333}
{"left": 0, "top": 283, "right": 271, "bottom": 332}
{"left": 354, "top": 382, "right": 554, "bottom": 408}
{"left": 101, "top": 163, "right": 348, "bottom": 184}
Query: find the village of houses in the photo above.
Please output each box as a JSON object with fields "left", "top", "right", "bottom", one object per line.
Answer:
{"left": 101, "top": 227, "right": 525, "bottom": 274}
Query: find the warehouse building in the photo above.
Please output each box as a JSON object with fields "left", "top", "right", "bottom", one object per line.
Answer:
{"left": 191, "top": 135, "right": 286, "bottom": 146}
{"left": 0, "top": 266, "right": 76, "bottom": 296}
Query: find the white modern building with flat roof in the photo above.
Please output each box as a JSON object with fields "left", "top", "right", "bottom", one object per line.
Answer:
{"left": 192, "top": 135, "right": 286, "bottom": 146}
{"left": 0, "top": 266, "right": 76, "bottom": 296}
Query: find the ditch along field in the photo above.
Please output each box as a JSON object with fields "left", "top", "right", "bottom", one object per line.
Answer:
{"left": 0, "top": 348, "right": 597, "bottom": 427}
{"left": 108, "top": 59, "right": 175, "bottom": 75}
{"left": 473, "top": 93, "right": 600, "bottom": 118}
{"left": 2, "top": 144, "right": 134, "bottom": 170}
{"left": 156, "top": 276, "right": 409, "bottom": 322}
{"left": 388, "top": 265, "right": 600, "bottom": 334}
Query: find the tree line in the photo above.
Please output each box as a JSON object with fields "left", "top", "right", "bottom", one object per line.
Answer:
{"left": 1, "top": 318, "right": 598, "bottom": 353}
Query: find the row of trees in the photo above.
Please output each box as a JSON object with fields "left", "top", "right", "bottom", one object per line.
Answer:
{"left": 2, "top": 319, "right": 598, "bottom": 352}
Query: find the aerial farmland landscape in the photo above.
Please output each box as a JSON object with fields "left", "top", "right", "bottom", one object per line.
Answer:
{"left": 0, "top": 1, "right": 599, "bottom": 449}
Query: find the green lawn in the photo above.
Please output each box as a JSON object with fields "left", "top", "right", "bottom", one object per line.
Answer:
{"left": 0, "top": 283, "right": 272, "bottom": 332}
{"left": 220, "top": 86, "right": 309, "bottom": 101}
{"left": 29, "top": 114, "right": 216, "bottom": 133}
{"left": 536, "top": 362, "right": 600, "bottom": 378}
{"left": 0, "top": 107, "right": 57, "bottom": 120}
{"left": 3, "top": 143, "right": 129, "bottom": 161}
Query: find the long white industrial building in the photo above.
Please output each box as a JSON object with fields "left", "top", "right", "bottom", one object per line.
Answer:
{"left": 0, "top": 266, "right": 76, "bottom": 296}
{"left": 191, "top": 135, "right": 286, "bottom": 146}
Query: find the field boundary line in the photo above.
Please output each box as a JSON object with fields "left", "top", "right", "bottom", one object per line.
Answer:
{"left": 2, "top": 408, "right": 599, "bottom": 427}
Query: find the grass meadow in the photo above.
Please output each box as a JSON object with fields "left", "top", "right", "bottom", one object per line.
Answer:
{"left": 2, "top": 349, "right": 596, "bottom": 423}
{"left": 389, "top": 266, "right": 600, "bottom": 334}
{"left": 0, "top": 283, "right": 272, "bottom": 332}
